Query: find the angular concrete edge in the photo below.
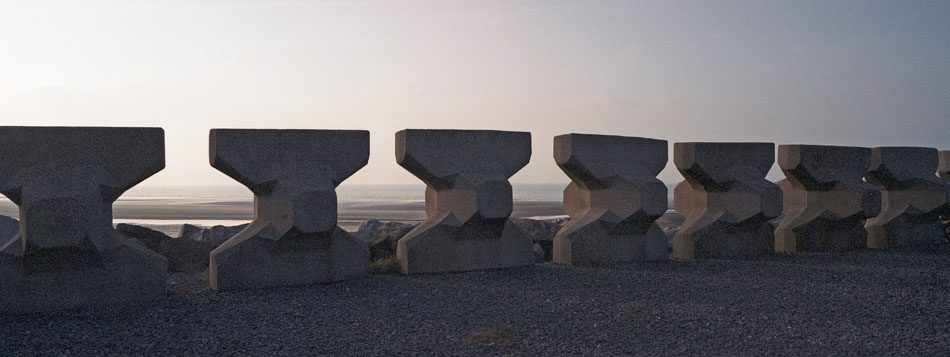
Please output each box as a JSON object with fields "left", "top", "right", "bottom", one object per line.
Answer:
{"left": 0, "top": 126, "right": 168, "bottom": 314}
{"left": 395, "top": 129, "right": 534, "bottom": 274}
{"left": 208, "top": 129, "right": 370, "bottom": 291}
{"left": 552, "top": 133, "right": 669, "bottom": 265}
{"left": 671, "top": 142, "right": 781, "bottom": 260}
{"left": 773, "top": 144, "right": 880, "bottom": 253}
{"left": 864, "top": 146, "right": 950, "bottom": 249}
{"left": 939, "top": 151, "right": 950, "bottom": 179}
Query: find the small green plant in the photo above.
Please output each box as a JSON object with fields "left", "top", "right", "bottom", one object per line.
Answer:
{"left": 370, "top": 256, "right": 400, "bottom": 274}
{"left": 464, "top": 324, "right": 513, "bottom": 346}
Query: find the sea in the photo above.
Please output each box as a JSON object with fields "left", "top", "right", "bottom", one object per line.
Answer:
{"left": 0, "top": 183, "right": 679, "bottom": 237}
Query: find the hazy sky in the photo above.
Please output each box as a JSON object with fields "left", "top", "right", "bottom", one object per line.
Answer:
{"left": 2, "top": 1, "right": 948, "bottom": 188}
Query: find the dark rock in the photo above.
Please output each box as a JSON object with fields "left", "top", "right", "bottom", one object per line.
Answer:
{"left": 208, "top": 224, "right": 247, "bottom": 247}
{"left": 510, "top": 217, "right": 564, "bottom": 262}
{"left": 0, "top": 215, "right": 17, "bottom": 243}
{"left": 532, "top": 243, "right": 545, "bottom": 263}
{"left": 117, "top": 223, "right": 211, "bottom": 273}
{"left": 178, "top": 223, "right": 248, "bottom": 248}
{"left": 664, "top": 228, "right": 677, "bottom": 252}
{"left": 770, "top": 214, "right": 784, "bottom": 228}
{"left": 179, "top": 224, "right": 204, "bottom": 241}
{"left": 370, "top": 222, "right": 417, "bottom": 260}
{"left": 509, "top": 217, "right": 562, "bottom": 242}
{"left": 353, "top": 219, "right": 384, "bottom": 244}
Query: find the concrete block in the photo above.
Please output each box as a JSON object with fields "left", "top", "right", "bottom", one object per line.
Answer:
{"left": 941, "top": 150, "right": 950, "bottom": 223}
{"left": 0, "top": 126, "right": 167, "bottom": 314}
{"left": 552, "top": 134, "right": 668, "bottom": 264}
{"left": 864, "top": 147, "right": 950, "bottom": 248}
{"left": 209, "top": 129, "right": 369, "bottom": 291}
{"left": 774, "top": 145, "right": 880, "bottom": 252}
{"left": 395, "top": 129, "right": 533, "bottom": 274}
{"left": 671, "top": 142, "right": 782, "bottom": 259}
{"left": 939, "top": 151, "right": 950, "bottom": 179}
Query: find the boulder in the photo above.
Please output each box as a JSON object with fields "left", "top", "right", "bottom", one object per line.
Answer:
{"left": 510, "top": 217, "right": 564, "bottom": 262}
{"left": 179, "top": 223, "right": 204, "bottom": 241}
{"left": 664, "top": 228, "right": 677, "bottom": 252}
{"left": 117, "top": 223, "right": 211, "bottom": 273}
{"left": 353, "top": 219, "right": 384, "bottom": 244}
{"left": 370, "top": 222, "right": 417, "bottom": 260}
{"left": 532, "top": 243, "right": 545, "bottom": 263}
{"left": 178, "top": 223, "right": 249, "bottom": 249}
{"left": 510, "top": 217, "right": 562, "bottom": 242}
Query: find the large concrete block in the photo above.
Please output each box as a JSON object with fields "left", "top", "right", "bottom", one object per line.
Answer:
{"left": 940, "top": 151, "right": 950, "bottom": 179}
{"left": 395, "top": 129, "right": 533, "bottom": 274}
{"left": 671, "top": 142, "right": 782, "bottom": 259}
{"left": 552, "top": 134, "right": 668, "bottom": 264}
{"left": 209, "top": 129, "right": 369, "bottom": 291}
{"left": 0, "top": 126, "right": 167, "bottom": 314}
{"left": 773, "top": 145, "right": 880, "bottom": 252}
{"left": 864, "top": 147, "right": 950, "bottom": 248}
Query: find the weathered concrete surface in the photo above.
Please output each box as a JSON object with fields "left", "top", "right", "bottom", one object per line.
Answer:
{"left": 940, "top": 151, "right": 950, "bottom": 180}
{"left": 552, "top": 134, "right": 668, "bottom": 264}
{"left": 940, "top": 150, "right": 950, "bottom": 223}
{"left": 774, "top": 145, "right": 881, "bottom": 252}
{"left": 0, "top": 126, "right": 167, "bottom": 314}
{"left": 209, "top": 129, "right": 369, "bottom": 291}
{"left": 864, "top": 147, "right": 950, "bottom": 249}
{"left": 671, "top": 142, "right": 782, "bottom": 260}
{"left": 395, "top": 129, "right": 533, "bottom": 274}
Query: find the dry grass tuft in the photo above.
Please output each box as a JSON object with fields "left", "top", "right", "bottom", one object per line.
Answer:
{"left": 370, "top": 256, "right": 400, "bottom": 274}
{"left": 463, "top": 324, "right": 513, "bottom": 346}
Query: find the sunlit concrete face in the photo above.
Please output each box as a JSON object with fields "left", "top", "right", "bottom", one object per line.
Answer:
{"left": 208, "top": 129, "right": 369, "bottom": 291}
{"left": 552, "top": 133, "right": 668, "bottom": 264}
{"left": 0, "top": 126, "right": 167, "bottom": 314}
{"left": 671, "top": 142, "right": 782, "bottom": 260}
{"left": 394, "top": 129, "right": 533, "bottom": 274}
{"left": 774, "top": 145, "right": 880, "bottom": 253}
{"left": 864, "top": 147, "right": 950, "bottom": 249}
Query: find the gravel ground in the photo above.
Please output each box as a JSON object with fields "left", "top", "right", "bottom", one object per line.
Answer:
{"left": 2, "top": 249, "right": 950, "bottom": 356}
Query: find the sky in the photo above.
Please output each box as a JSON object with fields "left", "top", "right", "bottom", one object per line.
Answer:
{"left": 1, "top": 1, "right": 948, "bottom": 188}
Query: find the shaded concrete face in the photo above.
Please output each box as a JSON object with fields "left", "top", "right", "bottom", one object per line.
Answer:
{"left": 939, "top": 151, "right": 950, "bottom": 179}
{"left": 864, "top": 147, "right": 950, "bottom": 249}
{"left": 395, "top": 129, "right": 533, "bottom": 274}
{"left": 208, "top": 129, "right": 369, "bottom": 291}
{"left": 552, "top": 134, "right": 668, "bottom": 264}
{"left": 0, "top": 126, "right": 167, "bottom": 314}
{"left": 774, "top": 145, "right": 880, "bottom": 252}
{"left": 671, "top": 142, "right": 782, "bottom": 259}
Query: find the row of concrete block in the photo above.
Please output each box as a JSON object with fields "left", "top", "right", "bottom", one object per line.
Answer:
{"left": 1, "top": 126, "right": 949, "bottom": 314}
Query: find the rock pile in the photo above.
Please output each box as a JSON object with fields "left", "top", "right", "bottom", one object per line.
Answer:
{"left": 178, "top": 223, "right": 249, "bottom": 249}
{"left": 115, "top": 224, "right": 211, "bottom": 273}
{"left": 509, "top": 217, "right": 565, "bottom": 262}
{"left": 354, "top": 220, "right": 418, "bottom": 260}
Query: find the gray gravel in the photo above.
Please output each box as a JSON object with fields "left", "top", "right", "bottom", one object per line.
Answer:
{"left": 3, "top": 249, "right": 950, "bottom": 356}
